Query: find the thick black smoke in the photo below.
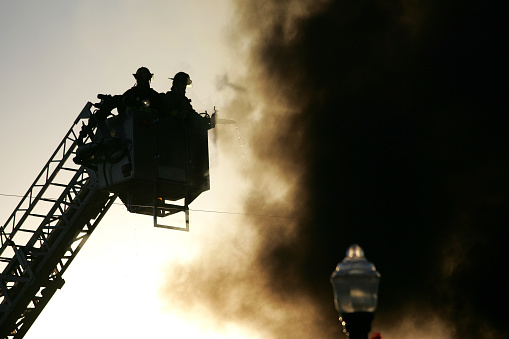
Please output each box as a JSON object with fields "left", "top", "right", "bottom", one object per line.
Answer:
{"left": 160, "top": 1, "right": 508, "bottom": 338}
{"left": 232, "top": 0, "right": 509, "bottom": 338}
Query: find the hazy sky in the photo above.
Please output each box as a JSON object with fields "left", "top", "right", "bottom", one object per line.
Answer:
{"left": 0, "top": 1, "right": 260, "bottom": 338}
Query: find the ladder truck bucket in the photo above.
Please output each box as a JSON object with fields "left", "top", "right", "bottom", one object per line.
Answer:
{"left": 75, "top": 108, "right": 211, "bottom": 231}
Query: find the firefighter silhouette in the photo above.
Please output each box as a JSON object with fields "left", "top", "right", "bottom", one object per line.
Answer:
{"left": 161, "top": 72, "right": 197, "bottom": 120}
{"left": 119, "top": 66, "right": 161, "bottom": 114}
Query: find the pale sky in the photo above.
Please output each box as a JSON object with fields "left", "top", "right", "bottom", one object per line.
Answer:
{"left": 0, "top": 1, "right": 263, "bottom": 338}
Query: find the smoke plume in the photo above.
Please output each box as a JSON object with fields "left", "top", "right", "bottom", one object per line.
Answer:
{"left": 161, "top": 1, "right": 508, "bottom": 338}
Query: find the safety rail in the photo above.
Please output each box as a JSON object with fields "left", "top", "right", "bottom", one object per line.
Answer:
{"left": 0, "top": 103, "right": 118, "bottom": 338}
{"left": 0, "top": 102, "right": 92, "bottom": 252}
{"left": 0, "top": 175, "right": 115, "bottom": 338}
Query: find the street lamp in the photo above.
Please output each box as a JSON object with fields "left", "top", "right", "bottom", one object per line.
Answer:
{"left": 330, "top": 244, "right": 381, "bottom": 339}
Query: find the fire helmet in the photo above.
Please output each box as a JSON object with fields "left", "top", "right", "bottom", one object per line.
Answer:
{"left": 170, "top": 72, "right": 192, "bottom": 87}
{"left": 133, "top": 67, "right": 153, "bottom": 81}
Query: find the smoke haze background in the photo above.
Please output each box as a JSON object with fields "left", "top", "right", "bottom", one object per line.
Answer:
{"left": 161, "top": 1, "right": 508, "bottom": 338}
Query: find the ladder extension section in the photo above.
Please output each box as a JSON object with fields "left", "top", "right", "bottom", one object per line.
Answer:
{"left": 0, "top": 103, "right": 116, "bottom": 338}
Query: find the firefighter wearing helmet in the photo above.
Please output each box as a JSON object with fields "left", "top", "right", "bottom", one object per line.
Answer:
{"left": 161, "top": 72, "right": 197, "bottom": 119}
{"left": 120, "top": 67, "right": 161, "bottom": 114}
{"left": 133, "top": 67, "right": 153, "bottom": 83}
{"left": 78, "top": 66, "right": 161, "bottom": 143}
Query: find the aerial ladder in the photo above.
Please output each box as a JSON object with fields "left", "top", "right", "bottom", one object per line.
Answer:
{"left": 0, "top": 101, "right": 213, "bottom": 338}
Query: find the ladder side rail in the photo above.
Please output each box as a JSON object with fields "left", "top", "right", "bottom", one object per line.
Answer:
{"left": 0, "top": 105, "right": 93, "bottom": 250}
{"left": 8, "top": 193, "right": 116, "bottom": 339}
{"left": 0, "top": 129, "right": 80, "bottom": 246}
{"left": 0, "top": 169, "right": 89, "bottom": 308}
{"left": 26, "top": 170, "right": 90, "bottom": 252}
{"left": 0, "top": 179, "right": 114, "bottom": 338}
{"left": 0, "top": 171, "right": 86, "bottom": 258}
{"left": 52, "top": 194, "right": 116, "bottom": 278}
{"left": 0, "top": 151, "right": 87, "bottom": 311}
{"left": 25, "top": 173, "right": 91, "bottom": 260}
{"left": 0, "top": 148, "right": 83, "bottom": 263}
{"left": 2, "top": 168, "right": 89, "bottom": 269}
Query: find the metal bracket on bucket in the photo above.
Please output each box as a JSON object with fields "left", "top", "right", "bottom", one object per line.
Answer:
{"left": 153, "top": 201, "right": 190, "bottom": 232}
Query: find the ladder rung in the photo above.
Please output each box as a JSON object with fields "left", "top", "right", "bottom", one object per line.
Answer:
{"left": 28, "top": 214, "right": 52, "bottom": 219}
{"left": 41, "top": 225, "right": 66, "bottom": 230}
{"left": 0, "top": 275, "right": 32, "bottom": 283}
{"left": 39, "top": 197, "right": 58, "bottom": 203}
{"left": 18, "top": 228, "right": 39, "bottom": 233}
{"left": 61, "top": 167, "right": 79, "bottom": 172}
{"left": 49, "top": 183, "right": 68, "bottom": 188}
{"left": 27, "top": 214, "right": 48, "bottom": 218}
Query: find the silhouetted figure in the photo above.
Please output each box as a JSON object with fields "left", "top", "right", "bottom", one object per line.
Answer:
{"left": 93, "top": 66, "right": 160, "bottom": 119}
{"left": 161, "top": 72, "right": 196, "bottom": 119}
{"left": 78, "top": 67, "right": 160, "bottom": 142}
{"left": 118, "top": 66, "right": 161, "bottom": 114}
{"left": 75, "top": 67, "right": 160, "bottom": 165}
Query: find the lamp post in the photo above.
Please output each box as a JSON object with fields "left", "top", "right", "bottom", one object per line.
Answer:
{"left": 330, "top": 244, "right": 381, "bottom": 339}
